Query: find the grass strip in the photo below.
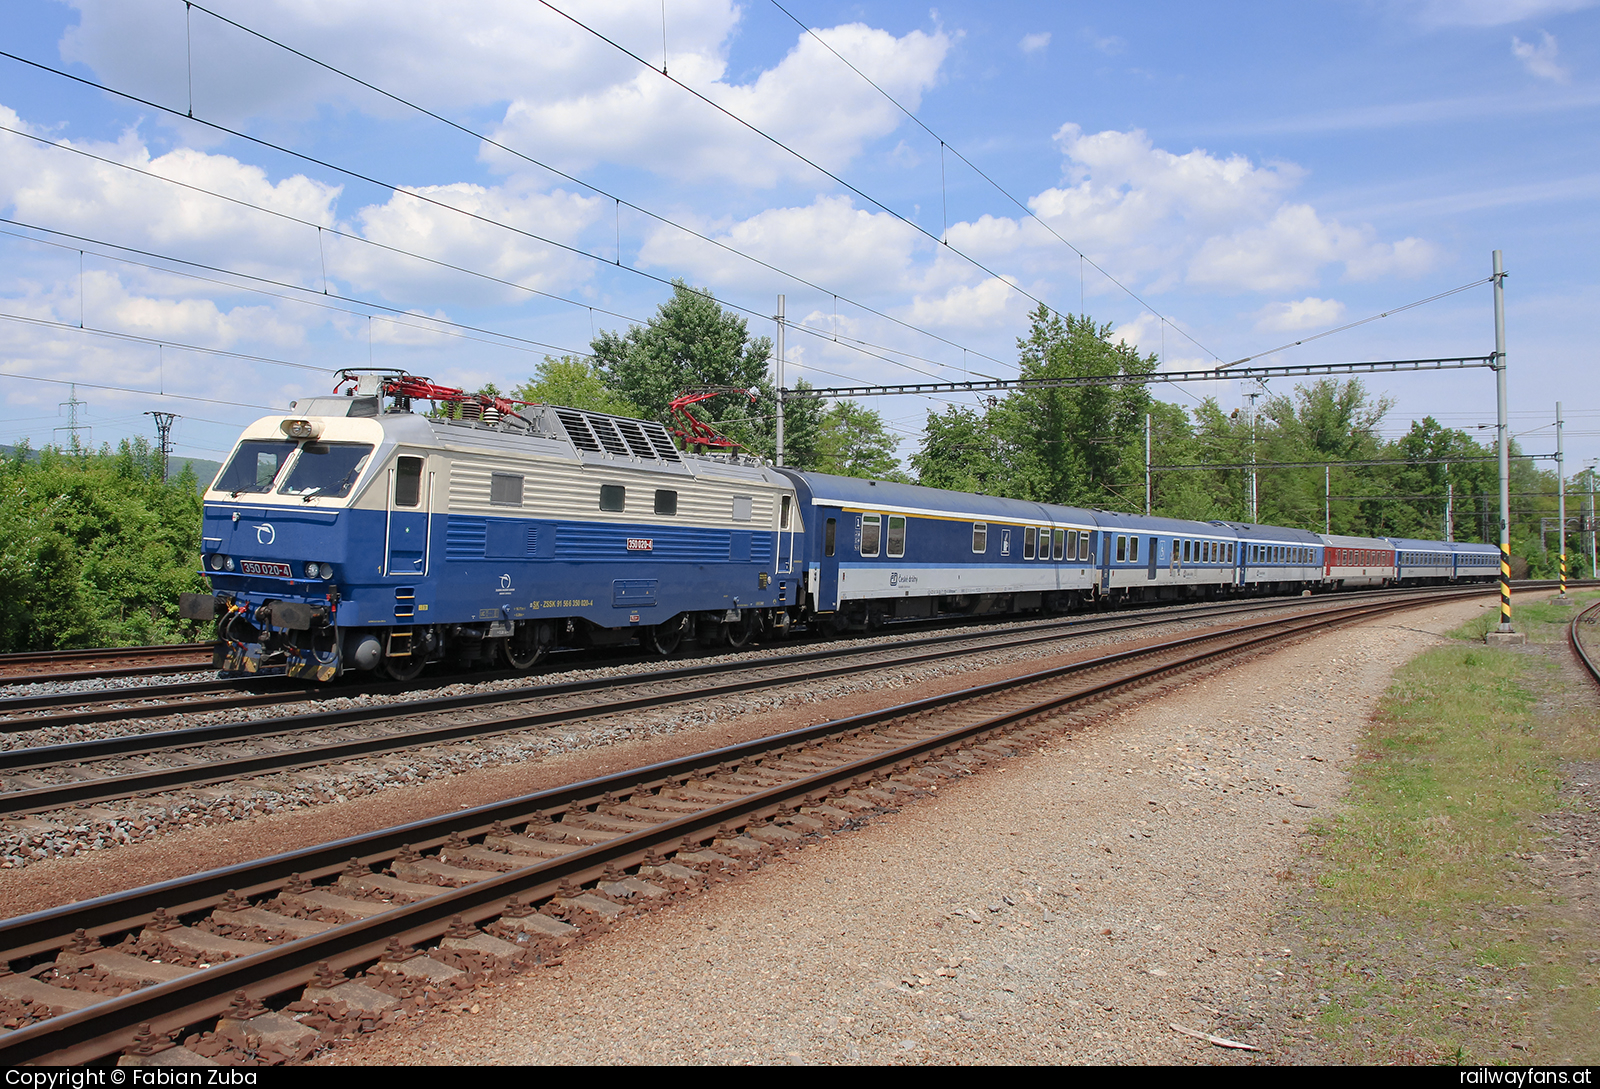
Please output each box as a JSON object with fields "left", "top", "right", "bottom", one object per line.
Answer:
{"left": 1285, "top": 591, "right": 1600, "bottom": 1064}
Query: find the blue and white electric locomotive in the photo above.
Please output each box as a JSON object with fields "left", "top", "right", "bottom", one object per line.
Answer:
{"left": 182, "top": 371, "right": 801, "bottom": 680}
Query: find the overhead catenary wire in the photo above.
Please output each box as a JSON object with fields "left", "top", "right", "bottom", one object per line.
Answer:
{"left": 533, "top": 0, "right": 1088, "bottom": 356}
{"left": 0, "top": 74, "right": 994, "bottom": 394}
{"left": 0, "top": 220, "right": 596, "bottom": 362}
{"left": 765, "top": 0, "right": 1224, "bottom": 366}
{"left": 1216, "top": 277, "right": 1496, "bottom": 370}
{"left": 138, "top": 4, "right": 1016, "bottom": 374}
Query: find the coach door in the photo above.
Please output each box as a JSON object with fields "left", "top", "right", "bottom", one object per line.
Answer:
{"left": 385, "top": 454, "right": 431, "bottom": 576}
{"left": 777, "top": 493, "right": 795, "bottom": 574}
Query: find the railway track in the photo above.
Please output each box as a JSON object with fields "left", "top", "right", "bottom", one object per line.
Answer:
{"left": 3, "top": 578, "right": 1583, "bottom": 692}
{"left": 0, "top": 588, "right": 1491, "bottom": 1065}
{"left": 0, "top": 644, "right": 215, "bottom": 686}
{"left": 0, "top": 588, "right": 1487, "bottom": 819}
{"left": 1571, "top": 597, "right": 1600, "bottom": 688}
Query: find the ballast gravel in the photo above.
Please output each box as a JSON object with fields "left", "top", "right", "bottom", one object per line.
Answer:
{"left": 0, "top": 601, "right": 1340, "bottom": 877}
{"left": 319, "top": 595, "right": 1497, "bottom": 1066}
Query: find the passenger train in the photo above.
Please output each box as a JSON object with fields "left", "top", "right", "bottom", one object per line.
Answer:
{"left": 178, "top": 371, "right": 1501, "bottom": 681}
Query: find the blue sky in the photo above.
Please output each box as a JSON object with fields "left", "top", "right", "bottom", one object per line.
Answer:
{"left": 0, "top": 0, "right": 1595, "bottom": 489}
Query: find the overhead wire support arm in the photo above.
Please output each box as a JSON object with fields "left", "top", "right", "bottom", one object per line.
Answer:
{"left": 779, "top": 355, "right": 1497, "bottom": 400}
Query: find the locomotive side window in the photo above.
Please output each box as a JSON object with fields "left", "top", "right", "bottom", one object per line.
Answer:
{"left": 1024, "top": 526, "right": 1037, "bottom": 559}
{"left": 779, "top": 494, "right": 791, "bottom": 529}
{"left": 394, "top": 457, "right": 423, "bottom": 507}
{"left": 972, "top": 523, "right": 987, "bottom": 553}
{"left": 654, "top": 489, "right": 678, "bottom": 516}
{"left": 598, "top": 484, "right": 625, "bottom": 512}
{"left": 825, "top": 518, "right": 837, "bottom": 557}
{"left": 887, "top": 516, "right": 907, "bottom": 558}
{"left": 861, "top": 514, "right": 881, "bottom": 557}
{"left": 491, "top": 472, "right": 525, "bottom": 507}
{"left": 216, "top": 439, "right": 297, "bottom": 494}
{"left": 732, "top": 495, "right": 753, "bottom": 522}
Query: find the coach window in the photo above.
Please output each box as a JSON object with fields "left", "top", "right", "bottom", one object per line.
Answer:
{"left": 394, "top": 457, "right": 423, "bottom": 507}
{"left": 1115, "top": 534, "right": 1127, "bottom": 562}
{"left": 779, "top": 494, "right": 791, "bottom": 529}
{"left": 1080, "top": 532, "right": 1091, "bottom": 562}
{"left": 1129, "top": 535, "right": 1140, "bottom": 563}
{"left": 492, "top": 472, "right": 525, "bottom": 507}
{"left": 825, "top": 517, "right": 837, "bottom": 557}
{"left": 972, "top": 523, "right": 988, "bottom": 553}
{"left": 1024, "top": 526, "right": 1037, "bottom": 559}
{"left": 1037, "top": 528, "right": 1049, "bottom": 559}
{"left": 598, "top": 484, "right": 624, "bottom": 511}
{"left": 654, "top": 489, "right": 678, "bottom": 516}
{"left": 1053, "top": 528, "right": 1066, "bottom": 560}
{"left": 1182, "top": 540, "right": 1190, "bottom": 562}
{"left": 887, "top": 515, "right": 907, "bottom": 558}
{"left": 861, "top": 514, "right": 881, "bottom": 557}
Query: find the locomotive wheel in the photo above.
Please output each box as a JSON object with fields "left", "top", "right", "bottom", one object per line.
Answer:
{"left": 644, "top": 614, "right": 686, "bottom": 657}
{"left": 378, "top": 654, "right": 427, "bottom": 682}
{"left": 503, "top": 622, "right": 551, "bottom": 671}
{"left": 724, "top": 611, "right": 758, "bottom": 649}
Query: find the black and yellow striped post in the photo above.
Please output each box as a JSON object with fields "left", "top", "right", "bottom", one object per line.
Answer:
{"left": 1500, "top": 542, "right": 1513, "bottom": 628}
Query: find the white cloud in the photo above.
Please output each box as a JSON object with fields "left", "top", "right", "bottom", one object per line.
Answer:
{"left": 337, "top": 180, "right": 607, "bottom": 304}
{"left": 491, "top": 22, "right": 950, "bottom": 185}
{"left": 1399, "top": 0, "right": 1596, "bottom": 28}
{"left": 0, "top": 107, "right": 340, "bottom": 285}
{"left": 1189, "top": 204, "right": 1434, "bottom": 291}
{"left": 636, "top": 195, "right": 923, "bottom": 294}
{"left": 904, "top": 276, "right": 1026, "bottom": 329}
{"left": 1020, "top": 32, "right": 1051, "bottom": 55}
{"left": 943, "top": 124, "right": 1436, "bottom": 295}
{"left": 1253, "top": 297, "right": 1347, "bottom": 332}
{"left": 1512, "top": 31, "right": 1570, "bottom": 82}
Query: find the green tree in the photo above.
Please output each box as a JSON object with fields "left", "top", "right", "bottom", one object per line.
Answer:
{"left": 990, "top": 307, "right": 1158, "bottom": 510}
{"left": 814, "top": 401, "right": 907, "bottom": 481}
{"left": 513, "top": 355, "right": 643, "bottom": 418}
{"left": 912, "top": 404, "right": 1007, "bottom": 495}
{"left": 0, "top": 438, "right": 207, "bottom": 651}
{"left": 591, "top": 280, "right": 775, "bottom": 453}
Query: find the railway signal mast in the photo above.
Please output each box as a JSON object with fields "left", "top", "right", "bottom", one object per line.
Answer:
{"left": 1486, "top": 250, "right": 1523, "bottom": 643}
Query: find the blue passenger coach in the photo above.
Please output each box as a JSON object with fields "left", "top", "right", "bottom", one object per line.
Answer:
{"left": 779, "top": 472, "right": 1099, "bottom": 627}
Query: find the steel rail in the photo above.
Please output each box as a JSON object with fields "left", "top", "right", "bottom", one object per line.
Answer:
{"left": 0, "top": 588, "right": 1488, "bottom": 815}
{"left": 1570, "top": 598, "right": 1600, "bottom": 687}
{"left": 0, "top": 590, "right": 1476, "bottom": 1063}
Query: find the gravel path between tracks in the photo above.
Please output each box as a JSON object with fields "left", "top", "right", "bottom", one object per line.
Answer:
{"left": 315, "top": 594, "right": 1498, "bottom": 1065}
{"left": 0, "top": 599, "right": 1361, "bottom": 884}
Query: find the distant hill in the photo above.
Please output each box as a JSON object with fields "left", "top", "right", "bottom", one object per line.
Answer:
{"left": 1, "top": 445, "right": 221, "bottom": 494}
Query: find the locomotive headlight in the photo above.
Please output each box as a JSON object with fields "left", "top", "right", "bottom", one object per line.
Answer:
{"left": 304, "top": 562, "right": 320, "bottom": 578}
{"left": 319, "top": 564, "right": 334, "bottom": 581}
{"left": 207, "top": 553, "right": 225, "bottom": 571}
{"left": 279, "top": 418, "right": 322, "bottom": 440}
{"left": 223, "top": 556, "right": 235, "bottom": 572}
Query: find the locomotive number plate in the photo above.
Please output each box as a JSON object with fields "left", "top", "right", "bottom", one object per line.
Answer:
{"left": 626, "top": 538, "right": 653, "bottom": 551}
{"left": 240, "top": 560, "right": 293, "bottom": 577}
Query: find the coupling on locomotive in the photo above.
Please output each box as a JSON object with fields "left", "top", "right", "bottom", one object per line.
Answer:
{"left": 179, "top": 368, "right": 1499, "bottom": 682}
